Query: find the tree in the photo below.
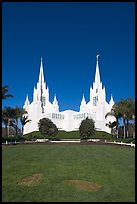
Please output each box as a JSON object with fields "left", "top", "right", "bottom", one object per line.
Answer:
{"left": 106, "top": 97, "right": 135, "bottom": 139}
{"left": 79, "top": 117, "right": 95, "bottom": 141}
{"left": 38, "top": 118, "right": 58, "bottom": 139}
{"left": 106, "top": 121, "right": 117, "bottom": 136}
{"left": 2, "top": 126, "right": 16, "bottom": 137}
{"left": 2, "top": 85, "right": 13, "bottom": 100}
{"left": 132, "top": 114, "right": 135, "bottom": 138}
{"left": 117, "top": 97, "right": 135, "bottom": 138}
{"left": 105, "top": 103, "right": 122, "bottom": 138}
{"left": 12, "top": 106, "right": 27, "bottom": 136}
{"left": 116, "top": 99, "right": 127, "bottom": 139}
{"left": 2, "top": 107, "right": 16, "bottom": 137}
{"left": 20, "top": 115, "right": 31, "bottom": 134}
{"left": 124, "top": 97, "right": 135, "bottom": 138}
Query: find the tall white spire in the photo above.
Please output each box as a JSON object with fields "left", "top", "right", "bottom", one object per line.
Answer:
{"left": 38, "top": 57, "right": 45, "bottom": 84}
{"left": 38, "top": 58, "right": 45, "bottom": 113}
{"left": 94, "top": 54, "right": 101, "bottom": 84}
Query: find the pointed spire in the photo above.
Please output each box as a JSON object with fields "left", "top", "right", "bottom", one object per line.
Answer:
{"left": 47, "top": 86, "right": 49, "bottom": 92}
{"left": 80, "top": 94, "right": 86, "bottom": 112}
{"left": 25, "top": 94, "right": 30, "bottom": 106}
{"left": 94, "top": 54, "right": 101, "bottom": 84}
{"left": 26, "top": 94, "right": 29, "bottom": 102}
{"left": 109, "top": 94, "right": 114, "bottom": 106}
{"left": 33, "top": 86, "right": 37, "bottom": 101}
{"left": 81, "top": 94, "right": 86, "bottom": 104}
{"left": 53, "top": 94, "right": 59, "bottom": 112}
{"left": 38, "top": 57, "right": 45, "bottom": 84}
{"left": 53, "top": 94, "right": 58, "bottom": 104}
{"left": 103, "top": 86, "right": 106, "bottom": 93}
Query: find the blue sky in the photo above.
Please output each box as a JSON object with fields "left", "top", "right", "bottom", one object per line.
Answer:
{"left": 2, "top": 2, "right": 135, "bottom": 113}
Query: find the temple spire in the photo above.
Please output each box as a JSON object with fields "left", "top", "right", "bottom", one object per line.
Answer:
{"left": 53, "top": 94, "right": 59, "bottom": 112}
{"left": 94, "top": 54, "right": 101, "bottom": 84}
{"left": 53, "top": 94, "right": 58, "bottom": 104}
{"left": 38, "top": 58, "right": 45, "bottom": 113}
{"left": 81, "top": 94, "right": 86, "bottom": 104}
{"left": 24, "top": 94, "right": 30, "bottom": 106}
{"left": 38, "top": 57, "right": 45, "bottom": 84}
{"left": 80, "top": 93, "right": 86, "bottom": 112}
{"left": 109, "top": 94, "right": 114, "bottom": 106}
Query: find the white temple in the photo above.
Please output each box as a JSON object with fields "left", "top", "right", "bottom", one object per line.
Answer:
{"left": 23, "top": 55, "right": 115, "bottom": 134}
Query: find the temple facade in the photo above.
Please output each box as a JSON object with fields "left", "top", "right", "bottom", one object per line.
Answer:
{"left": 23, "top": 55, "right": 115, "bottom": 134}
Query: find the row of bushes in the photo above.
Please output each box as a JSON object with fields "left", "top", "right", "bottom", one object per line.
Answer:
{"left": 113, "top": 137, "right": 135, "bottom": 144}
{"left": 2, "top": 131, "right": 135, "bottom": 144}
{"left": 2, "top": 135, "right": 25, "bottom": 143}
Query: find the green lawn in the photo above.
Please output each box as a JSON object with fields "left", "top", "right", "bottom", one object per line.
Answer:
{"left": 2, "top": 143, "right": 135, "bottom": 202}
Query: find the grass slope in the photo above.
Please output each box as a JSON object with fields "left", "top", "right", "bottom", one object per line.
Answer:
{"left": 2, "top": 144, "right": 135, "bottom": 202}
{"left": 24, "top": 130, "right": 112, "bottom": 140}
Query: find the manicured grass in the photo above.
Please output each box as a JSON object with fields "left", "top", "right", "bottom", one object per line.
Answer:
{"left": 2, "top": 144, "right": 135, "bottom": 202}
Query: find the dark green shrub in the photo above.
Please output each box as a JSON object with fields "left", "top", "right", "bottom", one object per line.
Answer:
{"left": 121, "top": 137, "right": 135, "bottom": 144}
{"left": 38, "top": 118, "right": 58, "bottom": 139}
{"left": 79, "top": 117, "right": 95, "bottom": 140}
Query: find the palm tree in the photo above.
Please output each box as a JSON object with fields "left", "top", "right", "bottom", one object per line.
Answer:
{"left": 2, "top": 85, "right": 13, "bottom": 100}
{"left": 2, "top": 107, "right": 16, "bottom": 137}
{"left": 13, "top": 106, "right": 27, "bottom": 136}
{"left": 105, "top": 103, "right": 122, "bottom": 138}
{"left": 132, "top": 114, "right": 135, "bottom": 138}
{"left": 119, "top": 97, "right": 135, "bottom": 138}
{"left": 124, "top": 97, "right": 135, "bottom": 137}
{"left": 116, "top": 99, "right": 127, "bottom": 139}
{"left": 106, "top": 121, "right": 117, "bottom": 136}
{"left": 20, "top": 115, "right": 31, "bottom": 134}
{"left": 111, "top": 97, "right": 135, "bottom": 138}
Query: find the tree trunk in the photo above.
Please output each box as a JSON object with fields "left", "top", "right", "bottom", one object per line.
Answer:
{"left": 127, "top": 119, "right": 129, "bottom": 138}
{"left": 116, "top": 129, "right": 118, "bottom": 139}
{"left": 123, "top": 118, "right": 126, "bottom": 139}
{"left": 7, "top": 125, "right": 9, "bottom": 137}
{"left": 116, "top": 118, "right": 119, "bottom": 139}
{"left": 22, "top": 126, "right": 24, "bottom": 135}
{"left": 5, "top": 126, "right": 8, "bottom": 137}
{"left": 15, "top": 118, "right": 18, "bottom": 136}
{"left": 133, "top": 131, "right": 135, "bottom": 138}
{"left": 7, "top": 119, "right": 10, "bottom": 137}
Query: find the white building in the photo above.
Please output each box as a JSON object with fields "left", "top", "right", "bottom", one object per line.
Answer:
{"left": 23, "top": 55, "right": 115, "bottom": 134}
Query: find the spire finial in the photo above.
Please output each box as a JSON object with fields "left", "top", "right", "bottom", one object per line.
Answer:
{"left": 38, "top": 57, "right": 45, "bottom": 84}
{"left": 96, "top": 54, "right": 100, "bottom": 61}
{"left": 94, "top": 54, "right": 101, "bottom": 84}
